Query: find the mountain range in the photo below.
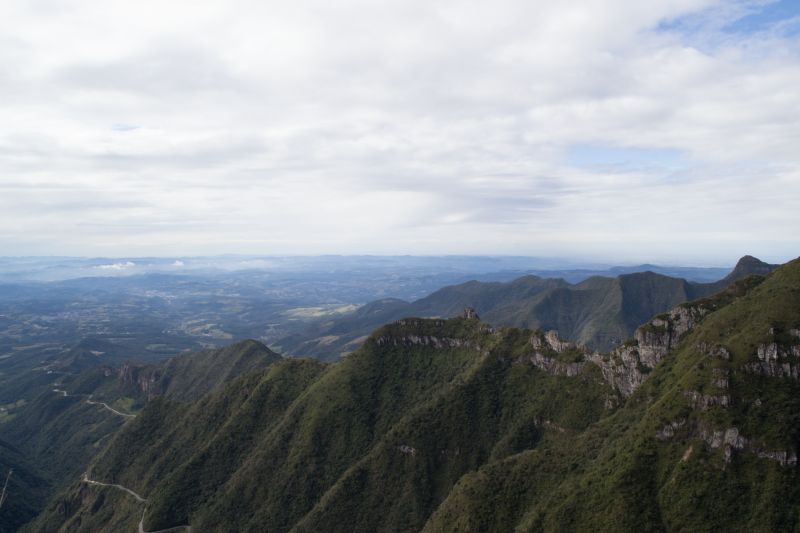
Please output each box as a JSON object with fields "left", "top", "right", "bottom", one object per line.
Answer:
{"left": 275, "top": 255, "right": 778, "bottom": 360}
{"left": 13, "top": 254, "right": 799, "bottom": 532}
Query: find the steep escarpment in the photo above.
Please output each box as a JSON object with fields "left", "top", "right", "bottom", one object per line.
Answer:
{"left": 23, "top": 256, "right": 800, "bottom": 533}
{"left": 5, "top": 339, "right": 281, "bottom": 533}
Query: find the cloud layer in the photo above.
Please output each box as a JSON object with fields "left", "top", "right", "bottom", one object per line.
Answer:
{"left": 1, "top": 0, "right": 798, "bottom": 264}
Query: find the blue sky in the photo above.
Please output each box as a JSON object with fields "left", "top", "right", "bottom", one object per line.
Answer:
{"left": 724, "top": 0, "right": 800, "bottom": 36}
{"left": 0, "top": 0, "right": 798, "bottom": 265}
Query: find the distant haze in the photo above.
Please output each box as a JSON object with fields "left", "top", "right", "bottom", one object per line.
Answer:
{"left": 0, "top": 0, "right": 798, "bottom": 264}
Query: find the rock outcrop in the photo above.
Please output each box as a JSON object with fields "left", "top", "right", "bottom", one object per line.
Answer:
{"left": 586, "top": 345, "right": 647, "bottom": 398}
{"left": 682, "top": 390, "right": 732, "bottom": 410}
{"left": 740, "top": 342, "right": 800, "bottom": 379}
{"left": 118, "top": 363, "right": 165, "bottom": 399}
{"left": 393, "top": 445, "right": 417, "bottom": 456}
{"left": 517, "top": 330, "right": 586, "bottom": 377}
{"left": 530, "top": 330, "right": 576, "bottom": 353}
{"left": 514, "top": 352, "right": 586, "bottom": 377}
{"left": 656, "top": 420, "right": 798, "bottom": 467}
{"left": 578, "top": 303, "right": 711, "bottom": 398}
{"left": 376, "top": 334, "right": 486, "bottom": 355}
{"left": 458, "top": 307, "right": 479, "bottom": 319}
{"left": 636, "top": 305, "right": 707, "bottom": 366}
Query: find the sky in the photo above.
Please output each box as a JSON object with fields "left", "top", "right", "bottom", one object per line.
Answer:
{"left": 1, "top": 0, "right": 799, "bottom": 265}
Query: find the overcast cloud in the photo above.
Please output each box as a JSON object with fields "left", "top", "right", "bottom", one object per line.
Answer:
{"left": 1, "top": 0, "right": 798, "bottom": 264}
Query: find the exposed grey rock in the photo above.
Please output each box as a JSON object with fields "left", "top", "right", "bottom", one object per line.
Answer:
{"left": 514, "top": 352, "right": 585, "bottom": 377}
{"left": 741, "top": 360, "right": 800, "bottom": 379}
{"left": 458, "top": 307, "right": 479, "bottom": 319}
{"left": 376, "top": 334, "right": 482, "bottom": 353}
{"left": 586, "top": 345, "right": 647, "bottom": 398}
{"left": 636, "top": 305, "right": 707, "bottom": 365}
{"left": 544, "top": 330, "right": 575, "bottom": 353}
{"left": 656, "top": 419, "right": 686, "bottom": 440}
{"left": 531, "top": 335, "right": 544, "bottom": 349}
{"left": 711, "top": 378, "right": 729, "bottom": 388}
{"left": 695, "top": 343, "right": 731, "bottom": 360}
{"left": 758, "top": 343, "right": 781, "bottom": 362}
{"left": 683, "top": 390, "right": 732, "bottom": 410}
{"left": 657, "top": 421, "right": 797, "bottom": 467}
{"left": 393, "top": 445, "right": 417, "bottom": 456}
{"left": 724, "top": 428, "right": 747, "bottom": 450}
{"left": 533, "top": 418, "right": 566, "bottom": 433}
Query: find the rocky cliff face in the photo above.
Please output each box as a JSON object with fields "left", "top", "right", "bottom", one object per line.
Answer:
{"left": 656, "top": 419, "right": 798, "bottom": 468}
{"left": 740, "top": 341, "right": 800, "bottom": 379}
{"left": 514, "top": 351, "right": 587, "bottom": 378}
{"left": 579, "top": 304, "right": 712, "bottom": 399}
{"left": 519, "top": 305, "right": 711, "bottom": 400}
{"left": 517, "top": 330, "right": 586, "bottom": 377}
{"left": 635, "top": 305, "right": 708, "bottom": 365}
{"left": 118, "top": 362, "right": 164, "bottom": 399}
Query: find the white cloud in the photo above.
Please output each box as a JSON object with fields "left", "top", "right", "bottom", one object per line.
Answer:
{"left": 172, "top": 260, "right": 184, "bottom": 266}
{"left": 95, "top": 261, "right": 135, "bottom": 270}
{"left": 0, "top": 0, "right": 798, "bottom": 264}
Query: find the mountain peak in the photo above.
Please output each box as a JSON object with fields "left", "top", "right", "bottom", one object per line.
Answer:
{"left": 724, "top": 255, "right": 779, "bottom": 282}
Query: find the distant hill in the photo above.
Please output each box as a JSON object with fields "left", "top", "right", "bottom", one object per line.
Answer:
{"left": 277, "top": 255, "right": 779, "bottom": 358}
{"left": 24, "top": 255, "right": 800, "bottom": 532}
{"left": 274, "top": 276, "right": 567, "bottom": 361}
{"left": 485, "top": 255, "right": 779, "bottom": 351}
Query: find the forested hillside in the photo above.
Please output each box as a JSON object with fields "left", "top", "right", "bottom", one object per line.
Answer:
{"left": 24, "top": 256, "right": 800, "bottom": 532}
{"left": 0, "top": 340, "right": 281, "bottom": 532}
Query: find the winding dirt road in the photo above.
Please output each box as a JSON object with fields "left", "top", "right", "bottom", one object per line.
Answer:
{"left": 60, "top": 391, "right": 191, "bottom": 531}
{"left": 83, "top": 473, "right": 146, "bottom": 501}
{"left": 82, "top": 474, "right": 191, "bottom": 532}
{"left": 52, "top": 389, "right": 136, "bottom": 418}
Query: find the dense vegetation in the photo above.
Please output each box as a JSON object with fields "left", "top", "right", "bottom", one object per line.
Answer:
{"left": 0, "top": 340, "right": 281, "bottom": 532}
{"left": 19, "top": 256, "right": 799, "bottom": 532}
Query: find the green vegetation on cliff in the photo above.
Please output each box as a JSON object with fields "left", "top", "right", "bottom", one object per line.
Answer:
{"left": 2, "top": 339, "right": 281, "bottom": 533}
{"left": 18, "top": 256, "right": 800, "bottom": 532}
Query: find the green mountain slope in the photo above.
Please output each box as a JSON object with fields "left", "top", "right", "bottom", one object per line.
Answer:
{"left": 3, "top": 339, "right": 280, "bottom": 533}
{"left": 0, "top": 440, "right": 51, "bottom": 533}
{"left": 23, "top": 256, "right": 799, "bottom": 532}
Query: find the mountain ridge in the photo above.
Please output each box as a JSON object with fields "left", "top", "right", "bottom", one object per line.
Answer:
{"left": 277, "top": 255, "right": 779, "bottom": 359}
{"left": 23, "top": 255, "right": 800, "bottom": 532}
